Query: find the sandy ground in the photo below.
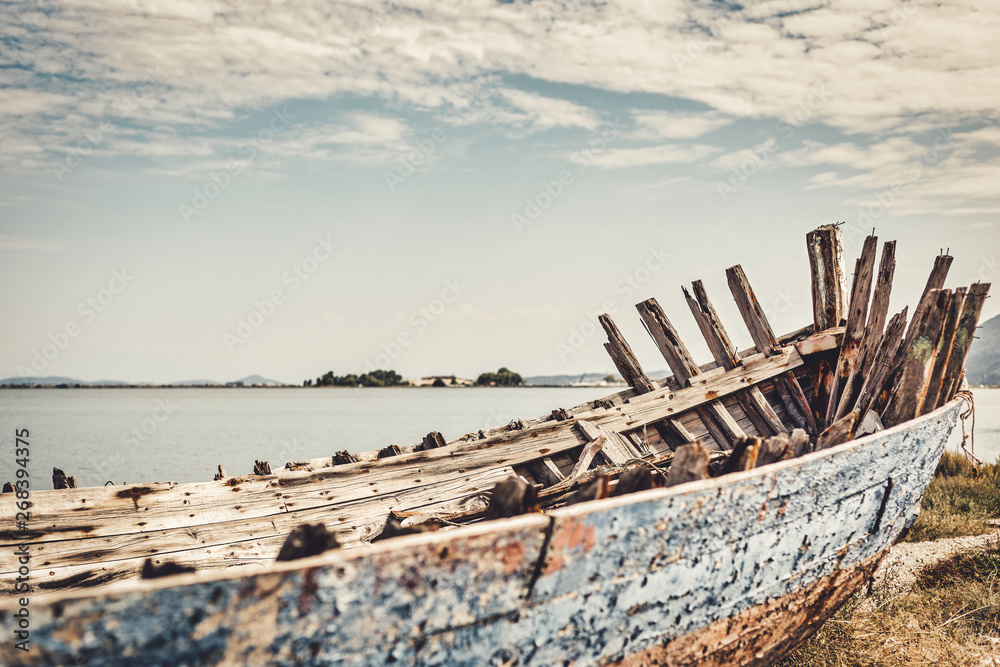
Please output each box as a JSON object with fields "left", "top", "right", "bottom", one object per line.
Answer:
{"left": 873, "top": 528, "right": 1000, "bottom": 593}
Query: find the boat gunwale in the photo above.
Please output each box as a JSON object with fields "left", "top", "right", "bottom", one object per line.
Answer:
{"left": 0, "top": 396, "right": 966, "bottom": 612}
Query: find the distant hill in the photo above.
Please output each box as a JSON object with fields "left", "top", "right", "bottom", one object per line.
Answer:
{"left": 89, "top": 379, "right": 130, "bottom": 386}
{"left": 966, "top": 314, "right": 1000, "bottom": 386}
{"left": 170, "top": 379, "right": 222, "bottom": 386}
{"left": 0, "top": 376, "right": 84, "bottom": 386}
{"left": 229, "top": 375, "right": 285, "bottom": 386}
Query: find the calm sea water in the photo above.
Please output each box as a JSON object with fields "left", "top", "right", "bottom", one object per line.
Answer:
{"left": 2, "top": 387, "right": 998, "bottom": 488}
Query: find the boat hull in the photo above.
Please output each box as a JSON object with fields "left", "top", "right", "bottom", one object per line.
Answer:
{"left": 0, "top": 399, "right": 963, "bottom": 666}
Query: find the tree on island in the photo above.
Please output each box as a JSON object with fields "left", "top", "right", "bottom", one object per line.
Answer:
{"left": 310, "top": 369, "right": 406, "bottom": 387}
{"left": 476, "top": 367, "right": 523, "bottom": 387}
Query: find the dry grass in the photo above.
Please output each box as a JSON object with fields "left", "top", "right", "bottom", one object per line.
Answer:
{"left": 780, "top": 453, "right": 1000, "bottom": 667}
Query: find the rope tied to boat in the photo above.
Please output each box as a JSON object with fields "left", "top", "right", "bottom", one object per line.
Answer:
{"left": 955, "top": 377, "right": 980, "bottom": 471}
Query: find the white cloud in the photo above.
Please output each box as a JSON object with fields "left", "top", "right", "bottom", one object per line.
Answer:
{"left": 632, "top": 111, "right": 732, "bottom": 139}
{"left": 0, "top": 0, "right": 997, "bottom": 227}
{"left": 585, "top": 143, "right": 721, "bottom": 169}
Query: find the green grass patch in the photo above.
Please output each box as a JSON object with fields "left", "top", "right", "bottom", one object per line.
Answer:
{"left": 906, "top": 451, "right": 1000, "bottom": 543}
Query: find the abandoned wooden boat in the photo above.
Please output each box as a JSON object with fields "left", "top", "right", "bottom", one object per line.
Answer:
{"left": 0, "top": 224, "right": 990, "bottom": 666}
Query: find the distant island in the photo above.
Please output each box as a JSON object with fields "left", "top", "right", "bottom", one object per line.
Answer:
{"left": 0, "top": 374, "right": 287, "bottom": 388}
{"left": 303, "top": 367, "right": 525, "bottom": 388}
{"left": 0, "top": 368, "right": 638, "bottom": 389}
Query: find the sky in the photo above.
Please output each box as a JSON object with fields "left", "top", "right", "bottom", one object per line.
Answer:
{"left": 1, "top": 0, "right": 998, "bottom": 385}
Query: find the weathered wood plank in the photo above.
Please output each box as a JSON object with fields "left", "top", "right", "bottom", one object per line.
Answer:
{"left": 0, "top": 464, "right": 517, "bottom": 588}
{"left": 833, "top": 240, "right": 896, "bottom": 423}
{"left": 922, "top": 287, "right": 966, "bottom": 414}
{"left": 636, "top": 298, "right": 700, "bottom": 386}
{"left": 600, "top": 313, "right": 654, "bottom": 394}
{"left": 727, "top": 265, "right": 817, "bottom": 434}
{"left": 727, "top": 264, "right": 780, "bottom": 357}
{"left": 663, "top": 441, "right": 710, "bottom": 488}
{"left": 935, "top": 282, "right": 991, "bottom": 409}
{"left": 807, "top": 224, "right": 849, "bottom": 330}
{"left": 852, "top": 308, "right": 908, "bottom": 419}
{"left": 817, "top": 410, "right": 859, "bottom": 450}
{"left": 795, "top": 327, "right": 844, "bottom": 356}
{"left": 860, "top": 240, "right": 897, "bottom": 369}
{"left": 684, "top": 282, "right": 740, "bottom": 370}
{"left": 883, "top": 290, "right": 951, "bottom": 427}
{"left": 905, "top": 253, "right": 953, "bottom": 345}
{"left": 685, "top": 281, "right": 785, "bottom": 437}
{"left": 826, "top": 234, "right": 878, "bottom": 426}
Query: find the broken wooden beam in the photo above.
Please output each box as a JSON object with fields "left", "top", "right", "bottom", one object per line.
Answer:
{"left": 727, "top": 264, "right": 818, "bottom": 435}
{"left": 600, "top": 313, "right": 655, "bottom": 394}
{"left": 416, "top": 431, "right": 446, "bottom": 452}
{"left": 921, "top": 287, "right": 966, "bottom": 414}
{"left": 935, "top": 282, "right": 991, "bottom": 409}
{"left": 575, "top": 420, "right": 638, "bottom": 467}
{"left": 827, "top": 234, "right": 878, "bottom": 425}
{"left": 905, "top": 253, "right": 953, "bottom": 346}
{"left": 332, "top": 451, "right": 360, "bottom": 466}
{"left": 817, "top": 410, "right": 859, "bottom": 450}
{"left": 883, "top": 289, "right": 951, "bottom": 427}
{"left": 852, "top": 308, "right": 908, "bottom": 419}
{"left": 483, "top": 476, "right": 539, "bottom": 521}
{"left": 377, "top": 445, "right": 401, "bottom": 459}
{"left": 807, "top": 224, "right": 849, "bottom": 331}
{"left": 635, "top": 295, "right": 747, "bottom": 448}
{"left": 720, "top": 436, "right": 761, "bottom": 475}
{"left": 275, "top": 523, "right": 340, "bottom": 561}
{"left": 663, "top": 441, "right": 710, "bottom": 488}
{"left": 684, "top": 281, "right": 785, "bottom": 437}
{"left": 833, "top": 240, "right": 897, "bottom": 424}
{"left": 611, "top": 466, "right": 664, "bottom": 497}
{"left": 52, "top": 468, "right": 77, "bottom": 490}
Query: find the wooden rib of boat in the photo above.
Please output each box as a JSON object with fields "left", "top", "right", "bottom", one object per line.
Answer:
{"left": 0, "top": 224, "right": 990, "bottom": 666}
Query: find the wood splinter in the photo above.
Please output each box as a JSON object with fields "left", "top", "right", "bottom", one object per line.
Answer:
{"left": 663, "top": 441, "right": 710, "bottom": 488}
{"left": 52, "top": 467, "right": 77, "bottom": 490}
{"left": 275, "top": 523, "right": 341, "bottom": 560}
{"left": 483, "top": 476, "right": 540, "bottom": 521}
{"left": 253, "top": 460, "right": 271, "bottom": 476}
